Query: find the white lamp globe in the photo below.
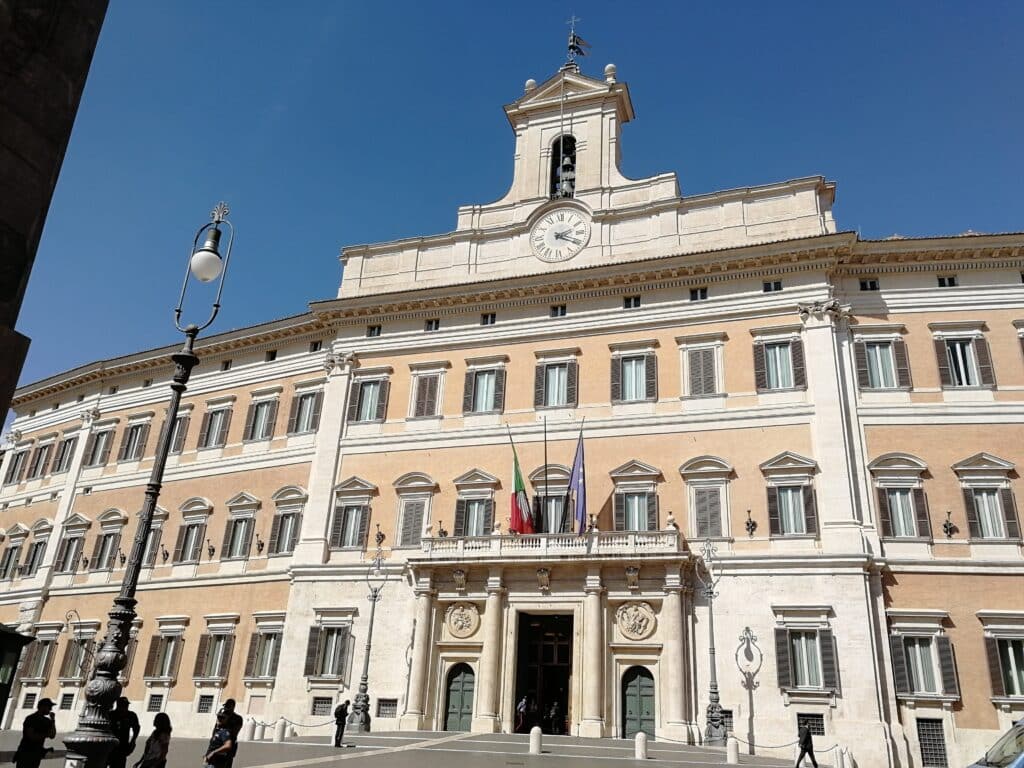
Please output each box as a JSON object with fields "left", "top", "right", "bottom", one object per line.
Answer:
{"left": 189, "top": 246, "right": 223, "bottom": 283}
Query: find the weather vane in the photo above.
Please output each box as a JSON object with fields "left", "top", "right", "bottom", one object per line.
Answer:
{"left": 566, "top": 15, "right": 591, "bottom": 65}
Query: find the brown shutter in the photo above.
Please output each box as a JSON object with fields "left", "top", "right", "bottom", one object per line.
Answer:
{"left": 220, "top": 635, "right": 235, "bottom": 678}
{"left": 645, "top": 493, "right": 658, "bottom": 531}
{"left": 347, "top": 382, "right": 362, "bottom": 422}
{"left": 39, "top": 640, "right": 55, "bottom": 680}
{"left": 171, "top": 526, "right": 186, "bottom": 563}
{"left": 400, "top": 501, "right": 425, "bottom": 546}
{"left": 753, "top": 343, "right": 767, "bottom": 391}
{"left": 803, "top": 486, "right": 818, "bottom": 535}
{"left": 462, "top": 371, "right": 476, "bottom": 414}
{"left": 264, "top": 401, "right": 279, "bottom": 439}
{"left": 413, "top": 378, "right": 428, "bottom": 418}
{"left": 482, "top": 499, "right": 494, "bottom": 533}
{"left": 143, "top": 636, "right": 161, "bottom": 677}
{"left": 54, "top": 537, "right": 70, "bottom": 572}
{"left": 775, "top": 628, "right": 792, "bottom": 689}
{"left": 197, "top": 412, "right": 212, "bottom": 448}
{"left": 267, "top": 514, "right": 282, "bottom": 555}
{"left": 136, "top": 424, "right": 151, "bottom": 459}
{"left": 97, "top": 431, "right": 112, "bottom": 465}
{"left": 1000, "top": 488, "right": 1021, "bottom": 539}
{"left": 117, "top": 427, "right": 132, "bottom": 461}
{"left": 819, "top": 629, "right": 838, "bottom": 691}
{"left": 357, "top": 506, "right": 370, "bottom": 547}
{"left": 193, "top": 634, "right": 211, "bottom": 677}
{"left": 286, "top": 396, "right": 300, "bottom": 434}
{"left": 532, "top": 495, "right": 542, "bottom": 533}
{"left": 83, "top": 433, "right": 97, "bottom": 467}
{"left": 329, "top": 506, "right": 345, "bottom": 548}
{"left": 220, "top": 521, "right": 234, "bottom": 559}
{"left": 310, "top": 392, "right": 323, "bottom": 431}
{"left": 645, "top": 353, "right": 658, "bottom": 400}
{"left": 20, "top": 642, "right": 37, "bottom": 678}
{"left": 935, "top": 636, "right": 959, "bottom": 697}
{"left": 303, "top": 627, "right": 321, "bottom": 676}
{"left": 566, "top": 360, "right": 578, "bottom": 406}
{"left": 893, "top": 339, "right": 912, "bottom": 388}
{"left": 975, "top": 338, "right": 995, "bottom": 387}
{"left": 688, "top": 349, "right": 703, "bottom": 396}
{"left": 700, "top": 348, "right": 717, "bottom": 395}
{"left": 243, "top": 403, "right": 257, "bottom": 441}
{"left": 912, "top": 488, "right": 932, "bottom": 539}
{"left": 192, "top": 524, "right": 206, "bottom": 561}
{"left": 613, "top": 494, "right": 625, "bottom": 531}
{"left": 767, "top": 487, "right": 781, "bottom": 535}
{"left": 374, "top": 380, "right": 389, "bottom": 421}
{"left": 610, "top": 357, "right": 622, "bottom": 402}
{"left": 934, "top": 339, "right": 953, "bottom": 386}
{"left": 426, "top": 375, "right": 439, "bottom": 416}
{"left": 534, "top": 364, "right": 545, "bottom": 408}
{"left": 89, "top": 535, "right": 104, "bottom": 570}
{"left": 269, "top": 633, "right": 282, "bottom": 675}
{"left": 59, "top": 639, "right": 77, "bottom": 678}
{"left": 453, "top": 499, "right": 467, "bottom": 537}
{"left": 853, "top": 340, "right": 870, "bottom": 388}
{"left": 963, "top": 489, "right": 981, "bottom": 538}
{"left": 243, "top": 633, "right": 260, "bottom": 677}
{"left": 493, "top": 368, "right": 506, "bottom": 413}
{"left": 145, "top": 529, "right": 162, "bottom": 566}
{"left": 791, "top": 339, "right": 807, "bottom": 389}
{"left": 168, "top": 637, "right": 183, "bottom": 678}
{"left": 217, "top": 410, "right": 232, "bottom": 446}
{"left": 890, "top": 635, "right": 910, "bottom": 695}
{"left": 695, "top": 488, "right": 711, "bottom": 538}
{"left": 877, "top": 488, "right": 892, "bottom": 538}
{"left": 172, "top": 416, "right": 189, "bottom": 453}
{"left": 240, "top": 520, "right": 254, "bottom": 559}
{"left": 985, "top": 636, "right": 1005, "bottom": 697}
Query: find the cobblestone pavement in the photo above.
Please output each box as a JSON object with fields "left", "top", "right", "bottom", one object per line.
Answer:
{"left": 1, "top": 729, "right": 806, "bottom": 768}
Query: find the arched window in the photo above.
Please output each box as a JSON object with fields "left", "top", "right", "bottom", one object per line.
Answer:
{"left": 550, "top": 135, "right": 577, "bottom": 198}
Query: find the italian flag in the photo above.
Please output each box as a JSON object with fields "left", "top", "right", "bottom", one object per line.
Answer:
{"left": 510, "top": 443, "right": 535, "bottom": 534}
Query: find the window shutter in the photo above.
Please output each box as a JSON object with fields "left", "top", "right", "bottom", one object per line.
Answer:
{"left": 401, "top": 501, "right": 425, "bottom": 546}
{"left": 59, "top": 639, "right": 77, "bottom": 678}
{"left": 339, "top": 626, "right": 352, "bottom": 681}
{"left": 963, "top": 489, "right": 981, "bottom": 539}
{"left": 83, "top": 433, "right": 97, "bottom": 467}
{"left": 191, "top": 524, "right": 206, "bottom": 561}
{"left": 328, "top": 507, "right": 345, "bottom": 548}
{"left": 700, "top": 348, "right": 717, "bottom": 395}
{"left": 108, "top": 534, "right": 121, "bottom": 569}
{"left": 240, "top": 520, "right": 254, "bottom": 559}
{"left": 303, "top": 627, "right": 321, "bottom": 676}
{"left": 610, "top": 357, "right": 622, "bottom": 402}
{"left": 39, "top": 641, "right": 55, "bottom": 680}
{"left": 143, "top": 637, "right": 161, "bottom": 677}
{"left": 54, "top": 537, "right": 70, "bottom": 572}
{"left": 264, "top": 401, "right": 279, "bottom": 439}
{"left": 453, "top": 499, "right": 467, "bottom": 537}
{"left": 243, "top": 633, "right": 260, "bottom": 677}
{"left": 562, "top": 496, "right": 573, "bottom": 533}
{"left": 912, "top": 488, "right": 932, "bottom": 539}
{"left": 482, "top": 499, "right": 494, "bottom": 533}
{"left": 243, "top": 403, "right": 257, "bottom": 441}
{"left": 217, "top": 410, "right": 232, "bottom": 446}
{"left": 819, "top": 629, "right": 838, "bottom": 691}
{"left": 791, "top": 339, "right": 807, "bottom": 389}
{"left": 413, "top": 376, "right": 427, "bottom": 418}
{"left": 172, "top": 416, "right": 189, "bottom": 453}
{"left": 310, "top": 392, "right": 323, "bottom": 431}
{"left": 357, "top": 506, "right": 370, "bottom": 547}
{"left": 97, "top": 432, "right": 112, "bottom": 465}
{"left": 117, "top": 427, "right": 132, "bottom": 461}
{"left": 695, "top": 488, "right": 711, "bottom": 538}
{"left": 220, "top": 521, "right": 234, "bottom": 559}
{"left": 219, "top": 635, "right": 235, "bottom": 678}
{"left": 197, "top": 412, "right": 212, "bottom": 449}
{"left": 853, "top": 340, "right": 870, "bottom": 388}
{"left": 613, "top": 494, "right": 625, "bottom": 532}
{"left": 168, "top": 637, "right": 183, "bottom": 678}
{"left": 269, "top": 633, "right": 282, "bottom": 675}
{"left": 89, "top": 535, "right": 104, "bottom": 569}
{"left": 171, "top": 526, "right": 187, "bottom": 563}
{"left": 145, "top": 529, "right": 161, "bottom": 566}
{"left": 532, "top": 495, "right": 542, "bottom": 533}
{"left": 493, "top": 368, "right": 506, "bottom": 413}
{"left": 893, "top": 339, "right": 912, "bottom": 388}
{"left": 267, "top": 514, "right": 282, "bottom": 555}
{"left": 347, "top": 382, "right": 362, "bottom": 422}
{"left": 566, "top": 360, "right": 579, "bottom": 406}
{"left": 984, "top": 636, "right": 1005, "bottom": 697}
{"left": 708, "top": 488, "right": 723, "bottom": 537}
{"left": 935, "top": 636, "right": 959, "bottom": 697}
{"left": 374, "top": 380, "right": 390, "bottom": 421}
{"left": 767, "top": 487, "right": 781, "bottom": 536}
{"left": 646, "top": 493, "right": 658, "bottom": 532}
{"left": 136, "top": 424, "right": 151, "bottom": 459}
{"left": 774, "top": 628, "right": 792, "bottom": 689}
{"left": 644, "top": 353, "right": 658, "bottom": 400}
{"left": 426, "top": 375, "right": 439, "bottom": 417}
{"left": 889, "top": 635, "right": 910, "bottom": 695}
{"left": 753, "top": 343, "right": 768, "bottom": 391}
{"left": 1000, "top": 488, "right": 1020, "bottom": 539}
{"left": 462, "top": 371, "right": 475, "bottom": 414}
{"left": 534, "top": 365, "right": 545, "bottom": 408}
{"left": 687, "top": 349, "right": 703, "bottom": 396}
{"left": 934, "top": 339, "right": 953, "bottom": 386}
{"left": 975, "top": 338, "right": 995, "bottom": 387}
{"left": 20, "top": 643, "right": 37, "bottom": 678}
{"left": 877, "top": 488, "right": 893, "bottom": 538}
{"left": 193, "top": 634, "right": 211, "bottom": 677}
{"left": 286, "top": 396, "right": 300, "bottom": 434}
{"left": 803, "top": 486, "right": 818, "bottom": 535}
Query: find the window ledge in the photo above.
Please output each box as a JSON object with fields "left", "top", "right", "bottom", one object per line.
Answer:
{"left": 991, "top": 696, "right": 1024, "bottom": 707}
{"left": 286, "top": 429, "right": 317, "bottom": 437}
{"left": 769, "top": 534, "right": 819, "bottom": 540}
{"left": 267, "top": 551, "right": 296, "bottom": 558}
{"left": 756, "top": 387, "right": 807, "bottom": 394}
{"left": 192, "top": 676, "right": 227, "bottom": 688}
{"left": 19, "top": 677, "right": 46, "bottom": 685}
{"left": 242, "top": 677, "right": 276, "bottom": 688}
{"left": 680, "top": 393, "right": 725, "bottom": 401}
{"left": 941, "top": 385, "right": 995, "bottom": 391}
{"left": 405, "top": 415, "right": 443, "bottom": 422}
{"left": 880, "top": 536, "right": 933, "bottom": 543}
{"left": 858, "top": 387, "right": 912, "bottom": 393}
{"left": 242, "top": 436, "right": 272, "bottom": 444}
{"left": 969, "top": 537, "right": 1022, "bottom": 544}
{"left": 462, "top": 410, "right": 502, "bottom": 417}
{"left": 896, "top": 693, "right": 958, "bottom": 703}
{"left": 56, "top": 677, "right": 87, "bottom": 687}
{"left": 144, "top": 676, "right": 176, "bottom": 687}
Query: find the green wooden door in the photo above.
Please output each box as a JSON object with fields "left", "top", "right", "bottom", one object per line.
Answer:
{"left": 622, "top": 666, "right": 655, "bottom": 740}
{"left": 444, "top": 664, "right": 475, "bottom": 732}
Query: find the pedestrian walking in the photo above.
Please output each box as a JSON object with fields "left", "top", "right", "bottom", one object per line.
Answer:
{"left": 795, "top": 723, "right": 818, "bottom": 768}
{"left": 333, "top": 699, "right": 350, "bottom": 747}
{"left": 14, "top": 697, "right": 56, "bottom": 768}
{"left": 203, "top": 711, "right": 234, "bottom": 768}
{"left": 515, "top": 696, "right": 527, "bottom": 733}
{"left": 131, "top": 713, "right": 171, "bottom": 768}
{"left": 218, "top": 699, "right": 243, "bottom": 768}
{"left": 548, "top": 701, "right": 562, "bottom": 735}
{"left": 108, "top": 697, "right": 141, "bottom": 768}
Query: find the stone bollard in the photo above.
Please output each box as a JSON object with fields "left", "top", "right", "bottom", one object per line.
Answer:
{"left": 242, "top": 718, "right": 256, "bottom": 742}
{"left": 255, "top": 722, "right": 266, "bottom": 741}
{"left": 529, "top": 726, "right": 543, "bottom": 755}
{"left": 273, "top": 718, "right": 286, "bottom": 742}
{"left": 726, "top": 735, "right": 739, "bottom": 764}
{"left": 634, "top": 731, "right": 647, "bottom": 760}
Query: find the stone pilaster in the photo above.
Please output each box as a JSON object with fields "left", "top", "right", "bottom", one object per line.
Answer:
{"left": 579, "top": 566, "right": 605, "bottom": 737}
{"left": 400, "top": 572, "right": 435, "bottom": 730}
{"left": 661, "top": 563, "right": 688, "bottom": 742}
{"left": 472, "top": 567, "right": 504, "bottom": 733}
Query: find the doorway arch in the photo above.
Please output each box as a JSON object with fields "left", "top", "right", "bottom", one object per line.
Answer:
{"left": 444, "top": 663, "right": 475, "bottom": 732}
{"left": 621, "top": 665, "right": 655, "bottom": 739}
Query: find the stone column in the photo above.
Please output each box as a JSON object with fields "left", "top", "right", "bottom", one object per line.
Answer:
{"left": 472, "top": 567, "right": 504, "bottom": 733}
{"left": 579, "top": 566, "right": 605, "bottom": 737}
{"left": 661, "top": 564, "right": 688, "bottom": 742}
{"left": 400, "top": 573, "right": 434, "bottom": 730}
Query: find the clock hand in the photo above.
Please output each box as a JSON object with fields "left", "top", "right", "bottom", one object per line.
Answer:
{"left": 563, "top": 236, "right": 582, "bottom": 245}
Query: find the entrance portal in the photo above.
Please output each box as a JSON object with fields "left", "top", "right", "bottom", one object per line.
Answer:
{"left": 621, "top": 666, "right": 655, "bottom": 739}
{"left": 444, "top": 663, "right": 475, "bottom": 732}
{"left": 514, "top": 613, "right": 573, "bottom": 734}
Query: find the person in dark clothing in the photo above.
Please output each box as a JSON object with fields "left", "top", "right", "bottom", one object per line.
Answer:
{"left": 795, "top": 723, "right": 818, "bottom": 768}
{"left": 204, "top": 711, "right": 234, "bottom": 768}
{"left": 333, "top": 700, "right": 350, "bottom": 747}
{"left": 15, "top": 698, "right": 56, "bottom": 768}
{"left": 107, "top": 696, "right": 141, "bottom": 768}
{"left": 548, "top": 701, "right": 562, "bottom": 735}
{"left": 218, "top": 699, "right": 244, "bottom": 768}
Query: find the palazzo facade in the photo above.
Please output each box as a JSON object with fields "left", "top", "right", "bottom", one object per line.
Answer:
{"left": 1, "top": 63, "right": 1023, "bottom": 768}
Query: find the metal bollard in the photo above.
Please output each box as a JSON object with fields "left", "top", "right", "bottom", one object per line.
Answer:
{"left": 255, "top": 722, "right": 266, "bottom": 741}
{"left": 273, "top": 718, "right": 286, "bottom": 742}
{"left": 529, "top": 726, "right": 543, "bottom": 755}
{"left": 634, "top": 731, "right": 647, "bottom": 760}
{"left": 726, "top": 735, "right": 739, "bottom": 764}
{"left": 242, "top": 718, "right": 256, "bottom": 742}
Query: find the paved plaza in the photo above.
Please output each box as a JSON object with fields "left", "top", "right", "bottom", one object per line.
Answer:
{"left": 0, "top": 729, "right": 818, "bottom": 768}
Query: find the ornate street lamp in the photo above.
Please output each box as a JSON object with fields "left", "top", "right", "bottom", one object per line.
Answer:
{"left": 695, "top": 538, "right": 727, "bottom": 746}
{"left": 63, "top": 204, "right": 235, "bottom": 768}
{"left": 347, "top": 524, "right": 388, "bottom": 733}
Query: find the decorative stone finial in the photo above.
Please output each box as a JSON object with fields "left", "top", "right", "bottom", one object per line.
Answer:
{"left": 604, "top": 63, "right": 617, "bottom": 83}
{"left": 524, "top": 78, "right": 537, "bottom": 93}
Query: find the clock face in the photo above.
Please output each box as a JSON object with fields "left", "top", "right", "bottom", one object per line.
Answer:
{"left": 529, "top": 208, "right": 591, "bottom": 262}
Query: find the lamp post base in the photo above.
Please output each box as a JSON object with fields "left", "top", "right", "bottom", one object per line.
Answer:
{"left": 704, "top": 701, "right": 728, "bottom": 747}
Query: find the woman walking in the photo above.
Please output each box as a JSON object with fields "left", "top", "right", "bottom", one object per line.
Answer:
{"left": 132, "top": 713, "right": 171, "bottom": 768}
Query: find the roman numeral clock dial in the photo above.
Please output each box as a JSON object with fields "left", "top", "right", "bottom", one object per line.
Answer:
{"left": 529, "top": 207, "right": 592, "bottom": 263}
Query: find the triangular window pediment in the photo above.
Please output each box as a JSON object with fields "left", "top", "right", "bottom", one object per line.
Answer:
{"left": 609, "top": 459, "right": 662, "bottom": 481}
{"left": 452, "top": 469, "right": 500, "bottom": 489}
{"left": 63, "top": 513, "right": 92, "bottom": 531}
{"left": 759, "top": 452, "right": 818, "bottom": 474}
{"left": 4, "top": 523, "right": 29, "bottom": 539}
{"left": 335, "top": 476, "right": 378, "bottom": 495}
{"left": 225, "top": 491, "right": 261, "bottom": 509}
{"left": 952, "top": 452, "right": 1015, "bottom": 477}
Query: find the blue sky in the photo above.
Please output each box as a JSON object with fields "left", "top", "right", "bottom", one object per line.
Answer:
{"left": 17, "top": 1, "right": 1024, "bottom": 390}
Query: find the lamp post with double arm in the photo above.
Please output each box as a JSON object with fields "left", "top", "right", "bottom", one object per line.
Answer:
{"left": 696, "top": 538, "right": 728, "bottom": 746}
{"left": 63, "top": 204, "right": 235, "bottom": 768}
{"left": 347, "top": 524, "right": 388, "bottom": 734}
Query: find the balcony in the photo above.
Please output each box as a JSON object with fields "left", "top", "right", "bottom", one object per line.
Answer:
{"left": 410, "top": 529, "right": 684, "bottom": 561}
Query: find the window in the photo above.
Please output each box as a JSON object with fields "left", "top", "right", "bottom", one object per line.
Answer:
{"left": 764, "top": 343, "right": 793, "bottom": 389}
{"left": 118, "top": 423, "right": 150, "bottom": 462}
{"left": 535, "top": 360, "right": 578, "bottom": 409}
{"left": 550, "top": 134, "right": 576, "bottom": 198}
{"left": 4, "top": 449, "right": 28, "bottom": 484}
{"left": 618, "top": 492, "right": 651, "bottom": 532}
{"left": 612, "top": 348, "right": 658, "bottom": 403}
{"left": 865, "top": 342, "right": 896, "bottom": 388}
{"left": 265, "top": 350, "right": 277, "bottom": 362}
{"left": 916, "top": 719, "right": 949, "bottom": 767}
{"left": 108, "top": 386, "right": 118, "bottom": 395}
{"left": 936, "top": 336, "right": 995, "bottom": 388}
{"left": 311, "top": 697, "right": 333, "bottom": 716}
{"left": 623, "top": 295, "right": 641, "bottom": 309}
{"left": 411, "top": 374, "right": 440, "bottom": 418}
{"left": 890, "top": 628, "right": 958, "bottom": 700}
{"left": 376, "top": 699, "right": 398, "bottom": 718}
{"left": 904, "top": 637, "right": 938, "bottom": 694}
{"left": 881, "top": 488, "right": 926, "bottom": 538}
{"left": 854, "top": 337, "right": 914, "bottom": 390}
{"left": 330, "top": 505, "right": 367, "bottom": 549}
{"left": 480, "top": 312, "right": 496, "bottom": 326}
{"left": 398, "top": 499, "right": 426, "bottom": 546}
{"left": 797, "top": 713, "right": 825, "bottom": 736}
{"left": 550, "top": 304, "right": 567, "bottom": 318}
{"left": 197, "top": 695, "right": 215, "bottom": 714}
{"left": 763, "top": 280, "right": 783, "bottom": 293}
{"left": 23, "top": 693, "right": 36, "bottom": 709}
{"left": 350, "top": 379, "right": 386, "bottom": 422}
{"left": 147, "top": 694, "right": 164, "bottom": 713}
{"left": 220, "top": 360, "right": 232, "bottom": 372}
{"left": 945, "top": 339, "right": 977, "bottom": 386}
{"left": 693, "top": 487, "right": 723, "bottom": 538}
{"left": 789, "top": 631, "right": 821, "bottom": 688}
{"left": 25, "top": 444, "right": 52, "bottom": 480}
{"left": 859, "top": 278, "right": 880, "bottom": 292}
{"left": 305, "top": 626, "right": 350, "bottom": 678}
{"left": 0, "top": 544, "right": 21, "bottom": 579}
{"left": 22, "top": 639, "right": 54, "bottom": 679}
{"left": 937, "top": 275, "right": 958, "bottom": 288}
{"left": 173, "top": 522, "right": 206, "bottom": 563}
{"left": 969, "top": 489, "right": 1008, "bottom": 539}
{"left": 424, "top": 318, "right": 440, "bottom": 332}
{"left": 90, "top": 532, "right": 120, "bottom": 571}
{"left": 289, "top": 391, "right": 323, "bottom": 434}
{"left": 464, "top": 369, "right": 502, "bottom": 414}
{"left": 54, "top": 536, "right": 84, "bottom": 573}
{"left": 720, "top": 709, "right": 734, "bottom": 732}
{"left": 686, "top": 347, "right": 719, "bottom": 397}
{"left": 539, "top": 496, "right": 567, "bottom": 534}
{"left": 620, "top": 356, "right": 647, "bottom": 402}
{"left": 22, "top": 540, "right": 47, "bottom": 576}
{"left": 244, "top": 400, "right": 277, "bottom": 441}
{"left": 143, "top": 379, "right": 152, "bottom": 388}
{"left": 59, "top": 638, "right": 94, "bottom": 680}
{"left": 168, "top": 415, "right": 190, "bottom": 454}
{"left": 767, "top": 483, "right": 818, "bottom": 537}
{"left": 51, "top": 436, "right": 77, "bottom": 474}
{"left": 59, "top": 693, "right": 75, "bottom": 711}
{"left": 194, "top": 634, "right": 234, "bottom": 678}
{"left": 142, "top": 528, "right": 162, "bottom": 567}
{"left": 366, "top": 325, "right": 382, "bottom": 338}
{"left": 199, "top": 408, "right": 232, "bottom": 449}
{"left": 245, "top": 632, "right": 282, "bottom": 678}
{"left": 689, "top": 287, "right": 708, "bottom": 302}
{"left": 269, "top": 510, "right": 301, "bottom": 555}
{"left": 994, "top": 638, "right": 1024, "bottom": 696}
{"left": 309, "top": 340, "right": 322, "bottom": 353}
{"left": 145, "top": 636, "right": 182, "bottom": 679}
{"left": 777, "top": 487, "right": 806, "bottom": 534}
{"left": 221, "top": 518, "right": 253, "bottom": 560}
{"left": 454, "top": 498, "right": 493, "bottom": 537}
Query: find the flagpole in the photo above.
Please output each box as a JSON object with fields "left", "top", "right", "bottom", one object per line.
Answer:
{"left": 543, "top": 415, "right": 549, "bottom": 533}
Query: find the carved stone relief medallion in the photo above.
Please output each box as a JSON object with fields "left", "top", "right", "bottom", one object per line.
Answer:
{"left": 445, "top": 601, "right": 481, "bottom": 639}
{"left": 616, "top": 601, "right": 657, "bottom": 641}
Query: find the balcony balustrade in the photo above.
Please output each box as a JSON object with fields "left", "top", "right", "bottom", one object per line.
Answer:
{"left": 410, "top": 529, "right": 683, "bottom": 561}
